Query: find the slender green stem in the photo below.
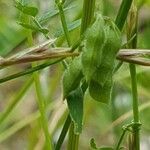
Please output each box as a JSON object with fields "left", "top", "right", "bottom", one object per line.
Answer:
{"left": 55, "top": 2, "right": 74, "bottom": 149}
{"left": 56, "top": 1, "right": 71, "bottom": 46}
{"left": 67, "top": 122, "right": 73, "bottom": 150}
{"left": 113, "top": 0, "right": 134, "bottom": 73}
{"left": 0, "top": 59, "right": 63, "bottom": 84}
{"left": 32, "top": 17, "right": 49, "bottom": 39}
{"left": 55, "top": 115, "right": 71, "bottom": 150}
{"left": 67, "top": 122, "right": 79, "bottom": 150}
{"left": 0, "top": 77, "right": 33, "bottom": 125}
{"left": 115, "top": 0, "right": 133, "bottom": 30}
{"left": 130, "top": 65, "right": 139, "bottom": 123}
{"left": 128, "top": 1, "right": 140, "bottom": 150}
{"left": 27, "top": 23, "right": 53, "bottom": 149}
{"left": 114, "top": 1, "right": 140, "bottom": 149}
{"left": 55, "top": 0, "right": 71, "bottom": 70}
{"left": 68, "top": 1, "right": 96, "bottom": 149}
{"left": 80, "top": 0, "right": 96, "bottom": 35}
{"left": 33, "top": 66, "right": 53, "bottom": 149}
{"left": 129, "top": 64, "right": 140, "bottom": 150}
{"left": 116, "top": 129, "right": 126, "bottom": 150}
{"left": 67, "top": 1, "right": 96, "bottom": 150}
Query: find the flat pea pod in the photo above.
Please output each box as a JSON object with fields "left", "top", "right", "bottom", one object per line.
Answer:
{"left": 91, "top": 20, "right": 121, "bottom": 87}
{"left": 81, "top": 14, "right": 106, "bottom": 83}
{"left": 82, "top": 14, "right": 121, "bottom": 103}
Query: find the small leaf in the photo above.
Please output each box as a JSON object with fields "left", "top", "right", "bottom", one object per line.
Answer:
{"left": 21, "top": 6, "right": 38, "bottom": 17}
{"left": 18, "top": 22, "right": 49, "bottom": 34}
{"left": 18, "top": 22, "right": 38, "bottom": 31}
{"left": 32, "top": 18, "right": 49, "bottom": 35}
{"left": 67, "top": 87, "right": 83, "bottom": 134}
{"left": 89, "top": 78, "right": 113, "bottom": 103}
{"left": 15, "top": 1, "right": 38, "bottom": 17}
{"left": 90, "top": 138, "right": 114, "bottom": 150}
{"left": 62, "top": 56, "right": 83, "bottom": 99}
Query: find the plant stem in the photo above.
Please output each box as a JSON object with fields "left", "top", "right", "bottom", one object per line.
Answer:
{"left": 115, "top": 0, "right": 133, "bottom": 30}
{"left": 80, "top": 0, "right": 96, "bottom": 35}
{"left": 68, "top": 1, "right": 96, "bottom": 149}
{"left": 129, "top": 64, "right": 140, "bottom": 150}
{"left": 56, "top": 1, "right": 71, "bottom": 46}
{"left": 55, "top": 2, "right": 75, "bottom": 149}
{"left": 56, "top": 1, "right": 73, "bottom": 70}
{"left": 0, "top": 59, "right": 63, "bottom": 84}
{"left": 56, "top": 1, "right": 81, "bottom": 149}
{"left": 128, "top": 1, "right": 140, "bottom": 150}
{"left": 113, "top": 0, "right": 134, "bottom": 73}
{"left": 27, "top": 25, "right": 53, "bottom": 149}
{"left": 116, "top": 129, "right": 126, "bottom": 150}
{"left": 130, "top": 65, "right": 139, "bottom": 124}
{"left": 55, "top": 115, "right": 71, "bottom": 150}
{"left": 114, "top": 1, "right": 140, "bottom": 149}
{"left": 33, "top": 65, "right": 53, "bottom": 149}
{"left": 67, "top": 122, "right": 79, "bottom": 150}
{"left": 0, "top": 50, "right": 78, "bottom": 68}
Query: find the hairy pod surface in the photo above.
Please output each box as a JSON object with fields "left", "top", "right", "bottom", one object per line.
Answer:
{"left": 62, "top": 56, "right": 83, "bottom": 99}
{"left": 82, "top": 14, "right": 121, "bottom": 103}
{"left": 81, "top": 14, "right": 106, "bottom": 83}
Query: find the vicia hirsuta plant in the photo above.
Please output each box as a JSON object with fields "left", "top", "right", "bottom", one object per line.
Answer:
{"left": 0, "top": 0, "right": 150, "bottom": 150}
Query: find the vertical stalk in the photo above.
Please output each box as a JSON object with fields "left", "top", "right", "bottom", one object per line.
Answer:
{"left": 67, "top": 122, "right": 79, "bottom": 150}
{"left": 129, "top": 64, "right": 140, "bottom": 150}
{"left": 115, "top": 0, "right": 133, "bottom": 30}
{"left": 56, "top": 1, "right": 71, "bottom": 46}
{"left": 67, "top": 1, "right": 96, "bottom": 150}
{"left": 32, "top": 65, "right": 53, "bottom": 150}
{"left": 127, "top": 1, "right": 140, "bottom": 150}
{"left": 114, "top": 0, "right": 140, "bottom": 149}
{"left": 55, "top": 115, "right": 71, "bottom": 150}
{"left": 27, "top": 21, "right": 53, "bottom": 149}
{"left": 116, "top": 129, "right": 127, "bottom": 150}
{"left": 80, "top": 0, "right": 96, "bottom": 35}
{"left": 55, "top": 1, "right": 72, "bottom": 149}
{"left": 114, "top": 0, "right": 133, "bottom": 72}
{"left": 56, "top": 1, "right": 96, "bottom": 149}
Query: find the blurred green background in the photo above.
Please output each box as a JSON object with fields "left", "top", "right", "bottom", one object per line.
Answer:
{"left": 0, "top": 0, "right": 150, "bottom": 149}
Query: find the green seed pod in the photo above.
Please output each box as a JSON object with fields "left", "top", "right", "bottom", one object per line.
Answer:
{"left": 82, "top": 14, "right": 121, "bottom": 103}
{"left": 89, "top": 78, "right": 113, "bottom": 104}
{"left": 91, "top": 19, "right": 121, "bottom": 86}
{"left": 81, "top": 14, "right": 106, "bottom": 83}
{"left": 62, "top": 56, "right": 83, "bottom": 99}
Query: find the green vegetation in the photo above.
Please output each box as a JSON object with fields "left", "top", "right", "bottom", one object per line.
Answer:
{"left": 0, "top": 0, "right": 150, "bottom": 150}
